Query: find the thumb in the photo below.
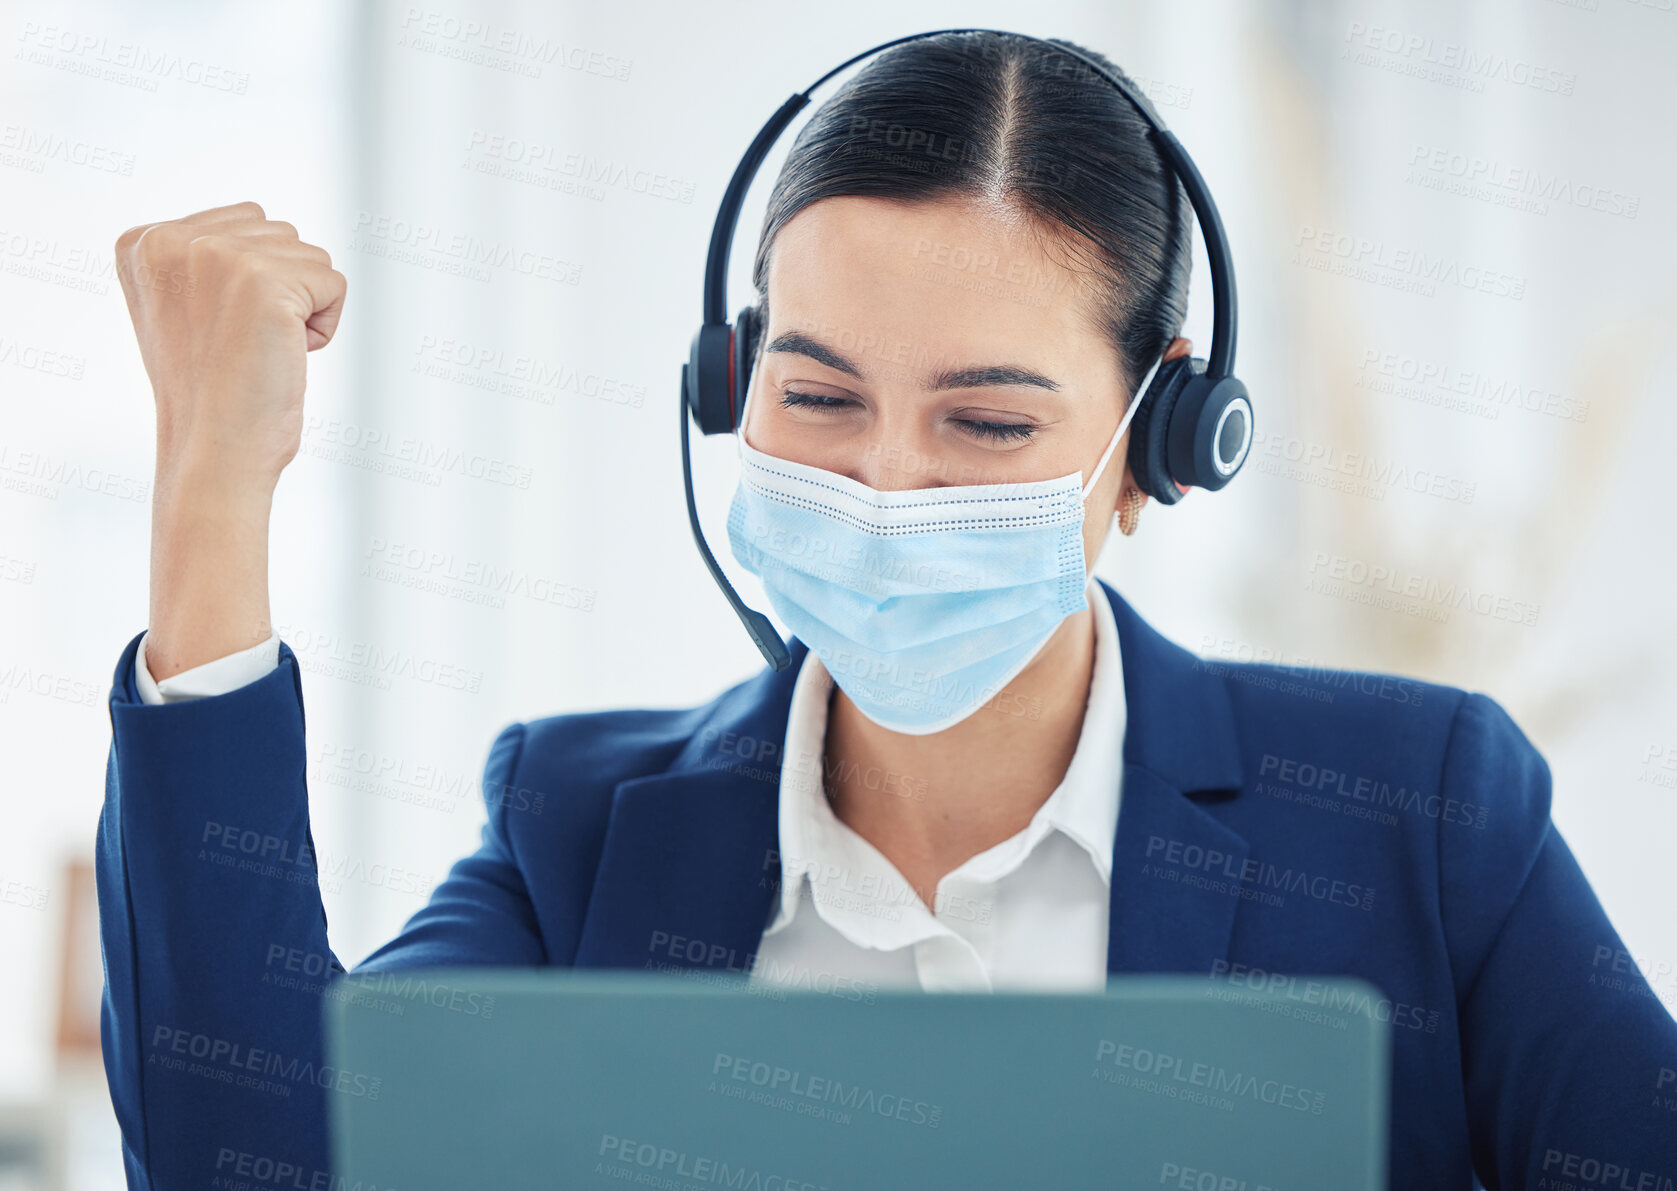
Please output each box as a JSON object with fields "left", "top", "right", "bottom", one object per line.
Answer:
{"left": 301, "top": 268, "right": 347, "bottom": 351}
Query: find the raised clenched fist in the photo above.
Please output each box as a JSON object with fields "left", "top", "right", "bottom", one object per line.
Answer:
{"left": 115, "top": 200, "right": 347, "bottom": 488}
{"left": 118, "top": 201, "right": 349, "bottom": 681}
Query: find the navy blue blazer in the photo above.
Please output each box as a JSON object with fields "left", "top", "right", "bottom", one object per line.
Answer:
{"left": 97, "top": 579, "right": 1677, "bottom": 1190}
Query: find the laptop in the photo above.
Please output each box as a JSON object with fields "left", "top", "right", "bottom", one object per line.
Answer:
{"left": 323, "top": 969, "right": 1390, "bottom": 1189}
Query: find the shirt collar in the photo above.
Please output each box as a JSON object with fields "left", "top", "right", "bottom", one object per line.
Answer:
{"left": 764, "top": 580, "right": 1126, "bottom": 943}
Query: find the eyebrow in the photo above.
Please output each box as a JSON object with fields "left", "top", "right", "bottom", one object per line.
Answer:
{"left": 764, "top": 331, "right": 1062, "bottom": 393}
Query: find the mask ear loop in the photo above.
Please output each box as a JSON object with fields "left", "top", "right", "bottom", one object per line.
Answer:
{"left": 1080, "top": 349, "right": 1167, "bottom": 502}
{"left": 1081, "top": 350, "right": 1169, "bottom": 597}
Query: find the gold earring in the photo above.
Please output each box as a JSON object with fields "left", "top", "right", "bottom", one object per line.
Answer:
{"left": 1117, "top": 487, "right": 1145, "bottom": 537}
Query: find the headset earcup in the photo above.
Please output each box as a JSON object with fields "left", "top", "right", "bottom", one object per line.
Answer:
{"left": 1126, "top": 356, "right": 1200, "bottom": 506}
{"left": 686, "top": 322, "right": 734, "bottom": 435}
{"left": 732, "top": 304, "right": 762, "bottom": 431}
{"left": 1169, "top": 372, "right": 1253, "bottom": 492}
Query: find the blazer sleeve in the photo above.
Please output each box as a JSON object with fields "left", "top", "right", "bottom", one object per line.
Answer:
{"left": 1438, "top": 691, "right": 1677, "bottom": 1189}
{"left": 97, "top": 630, "right": 546, "bottom": 1191}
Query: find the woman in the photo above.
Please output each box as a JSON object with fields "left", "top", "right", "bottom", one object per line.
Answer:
{"left": 100, "top": 30, "right": 1674, "bottom": 1191}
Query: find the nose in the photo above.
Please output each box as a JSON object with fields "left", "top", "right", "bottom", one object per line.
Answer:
{"left": 851, "top": 431, "right": 948, "bottom": 493}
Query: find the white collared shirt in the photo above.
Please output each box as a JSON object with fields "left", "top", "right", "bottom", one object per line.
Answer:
{"left": 750, "top": 586, "right": 1126, "bottom": 995}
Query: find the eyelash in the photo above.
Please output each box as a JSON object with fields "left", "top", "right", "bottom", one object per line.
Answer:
{"left": 778, "top": 391, "right": 1038, "bottom": 443}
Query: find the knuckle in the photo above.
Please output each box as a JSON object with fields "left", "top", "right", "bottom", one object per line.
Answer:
{"left": 229, "top": 248, "right": 270, "bottom": 278}
{"left": 185, "top": 231, "right": 226, "bottom": 259}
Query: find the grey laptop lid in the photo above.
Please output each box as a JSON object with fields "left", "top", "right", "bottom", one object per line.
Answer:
{"left": 324, "top": 970, "right": 1390, "bottom": 1189}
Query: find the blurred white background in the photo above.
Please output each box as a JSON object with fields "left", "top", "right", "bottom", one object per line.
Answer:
{"left": 2, "top": 0, "right": 1673, "bottom": 1183}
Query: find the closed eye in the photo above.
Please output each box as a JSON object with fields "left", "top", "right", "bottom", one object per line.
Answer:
{"left": 779, "top": 391, "right": 850, "bottom": 411}
{"left": 778, "top": 391, "right": 1038, "bottom": 443}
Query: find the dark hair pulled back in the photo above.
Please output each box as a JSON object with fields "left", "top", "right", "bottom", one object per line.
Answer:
{"left": 749, "top": 31, "right": 1192, "bottom": 399}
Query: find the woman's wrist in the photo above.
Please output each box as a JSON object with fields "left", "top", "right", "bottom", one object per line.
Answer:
{"left": 146, "top": 453, "right": 277, "bottom": 683}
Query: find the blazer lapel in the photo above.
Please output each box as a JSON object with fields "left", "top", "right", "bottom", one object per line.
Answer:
{"left": 1097, "top": 579, "right": 1250, "bottom": 976}
{"left": 571, "top": 639, "right": 806, "bottom": 971}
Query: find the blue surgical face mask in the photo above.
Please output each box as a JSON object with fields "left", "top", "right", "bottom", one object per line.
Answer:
{"left": 725, "top": 370, "right": 1153, "bottom": 735}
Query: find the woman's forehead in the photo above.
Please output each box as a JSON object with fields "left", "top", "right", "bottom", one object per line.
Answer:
{"left": 769, "top": 194, "right": 1078, "bottom": 283}
{"left": 763, "top": 196, "right": 1117, "bottom": 388}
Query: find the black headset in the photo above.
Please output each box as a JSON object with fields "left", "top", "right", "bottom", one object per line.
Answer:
{"left": 679, "top": 28, "right": 1254, "bottom": 673}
